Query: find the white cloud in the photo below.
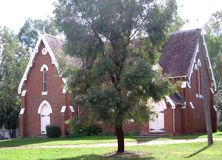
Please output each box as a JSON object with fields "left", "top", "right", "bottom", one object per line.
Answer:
{"left": 0, "top": 0, "right": 222, "bottom": 33}
{"left": 0, "top": 0, "right": 54, "bottom": 33}
{"left": 177, "top": 0, "right": 222, "bottom": 29}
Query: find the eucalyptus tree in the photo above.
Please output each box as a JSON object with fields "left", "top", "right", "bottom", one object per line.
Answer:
{"left": 18, "top": 18, "right": 58, "bottom": 51}
{"left": 0, "top": 27, "right": 27, "bottom": 137}
{"left": 204, "top": 11, "right": 222, "bottom": 111}
{"left": 54, "top": 0, "right": 177, "bottom": 153}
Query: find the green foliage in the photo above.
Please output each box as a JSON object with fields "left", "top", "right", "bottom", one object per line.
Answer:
{"left": 167, "top": 16, "right": 187, "bottom": 33}
{"left": 46, "top": 125, "right": 61, "bottom": 138}
{"left": 18, "top": 18, "right": 58, "bottom": 50}
{"left": 55, "top": 0, "right": 176, "bottom": 124}
{"left": 66, "top": 116, "right": 102, "bottom": 137}
{"left": 54, "top": 0, "right": 177, "bottom": 152}
{"left": 0, "top": 27, "right": 28, "bottom": 131}
{"left": 204, "top": 11, "right": 222, "bottom": 110}
{"left": 218, "top": 124, "right": 222, "bottom": 132}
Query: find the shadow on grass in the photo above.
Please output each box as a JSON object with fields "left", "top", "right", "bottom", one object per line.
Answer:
{"left": 51, "top": 154, "right": 156, "bottom": 160}
{"left": 0, "top": 136, "right": 118, "bottom": 147}
{"left": 0, "top": 132, "right": 220, "bottom": 147}
{"left": 186, "top": 145, "right": 209, "bottom": 158}
{"left": 132, "top": 133, "right": 206, "bottom": 143}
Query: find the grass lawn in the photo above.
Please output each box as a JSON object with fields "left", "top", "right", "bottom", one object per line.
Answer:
{"left": 0, "top": 132, "right": 221, "bottom": 147}
{"left": 0, "top": 141, "right": 222, "bottom": 160}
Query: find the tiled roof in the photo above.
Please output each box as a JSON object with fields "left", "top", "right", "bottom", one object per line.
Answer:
{"left": 159, "top": 29, "right": 201, "bottom": 77}
{"left": 169, "top": 93, "right": 184, "bottom": 105}
{"left": 44, "top": 34, "right": 82, "bottom": 68}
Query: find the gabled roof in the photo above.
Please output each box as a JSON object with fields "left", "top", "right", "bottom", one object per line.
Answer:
{"left": 159, "top": 28, "right": 216, "bottom": 90}
{"left": 169, "top": 93, "right": 184, "bottom": 105}
{"left": 160, "top": 29, "right": 201, "bottom": 77}
{"left": 18, "top": 34, "right": 82, "bottom": 94}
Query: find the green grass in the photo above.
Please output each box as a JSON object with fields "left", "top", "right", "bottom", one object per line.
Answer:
{"left": 1, "top": 141, "right": 222, "bottom": 160}
{"left": 0, "top": 136, "right": 135, "bottom": 147}
{"left": 0, "top": 132, "right": 221, "bottom": 147}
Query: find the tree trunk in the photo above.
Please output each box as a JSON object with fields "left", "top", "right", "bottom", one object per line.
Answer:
{"left": 202, "top": 59, "right": 213, "bottom": 146}
{"left": 115, "top": 124, "right": 125, "bottom": 154}
{"left": 203, "top": 86, "right": 213, "bottom": 146}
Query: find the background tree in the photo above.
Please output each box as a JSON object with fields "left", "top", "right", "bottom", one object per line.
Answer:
{"left": 54, "top": 0, "right": 177, "bottom": 154}
{"left": 204, "top": 11, "right": 222, "bottom": 110}
{"left": 18, "top": 18, "right": 58, "bottom": 51}
{"left": 0, "top": 27, "right": 28, "bottom": 137}
{"left": 167, "top": 15, "right": 186, "bottom": 33}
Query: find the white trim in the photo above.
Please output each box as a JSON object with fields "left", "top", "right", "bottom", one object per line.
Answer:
{"left": 196, "top": 94, "right": 199, "bottom": 98}
{"left": 128, "top": 119, "right": 134, "bottom": 123}
{"left": 169, "top": 75, "right": 188, "bottom": 79}
{"left": 19, "top": 108, "right": 25, "bottom": 115}
{"left": 152, "top": 64, "right": 163, "bottom": 71}
{"left": 196, "top": 94, "right": 203, "bottom": 99}
{"left": 165, "top": 96, "right": 175, "bottom": 109}
{"left": 189, "top": 102, "right": 195, "bottom": 109}
{"left": 213, "top": 105, "right": 217, "bottom": 111}
{"left": 181, "top": 81, "right": 190, "bottom": 88}
{"left": 62, "top": 78, "right": 67, "bottom": 84}
{"left": 38, "top": 100, "right": 52, "bottom": 114}
{"left": 42, "top": 91, "right": 48, "bottom": 95}
{"left": 181, "top": 81, "right": 187, "bottom": 88}
{"left": 194, "top": 64, "right": 198, "bottom": 70}
{"left": 21, "top": 90, "right": 27, "bottom": 96}
{"left": 61, "top": 106, "right": 66, "bottom": 113}
{"left": 197, "top": 60, "right": 201, "bottom": 95}
{"left": 18, "top": 34, "right": 64, "bottom": 94}
{"left": 40, "top": 64, "right": 49, "bottom": 72}
{"left": 62, "top": 86, "right": 67, "bottom": 93}
{"left": 210, "top": 88, "right": 214, "bottom": 94}
{"left": 69, "top": 106, "right": 75, "bottom": 112}
{"left": 197, "top": 59, "right": 201, "bottom": 67}
{"left": 187, "top": 30, "right": 216, "bottom": 91}
{"left": 201, "top": 31, "right": 217, "bottom": 91}
{"left": 42, "top": 36, "right": 59, "bottom": 68}
{"left": 188, "top": 40, "right": 199, "bottom": 83}
{"left": 181, "top": 105, "right": 186, "bottom": 109}
{"left": 41, "top": 48, "right": 48, "bottom": 55}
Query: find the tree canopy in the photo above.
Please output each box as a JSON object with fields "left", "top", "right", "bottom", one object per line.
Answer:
{"left": 204, "top": 11, "right": 222, "bottom": 110}
{"left": 54, "top": 0, "right": 177, "bottom": 153}
{"left": 0, "top": 27, "right": 27, "bottom": 137}
{"left": 18, "top": 18, "right": 58, "bottom": 51}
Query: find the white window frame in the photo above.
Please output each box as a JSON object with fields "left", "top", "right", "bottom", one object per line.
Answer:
{"left": 196, "top": 59, "right": 202, "bottom": 98}
{"left": 40, "top": 64, "right": 48, "bottom": 95}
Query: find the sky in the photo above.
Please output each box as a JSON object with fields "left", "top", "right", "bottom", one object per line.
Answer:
{"left": 0, "top": 0, "right": 222, "bottom": 33}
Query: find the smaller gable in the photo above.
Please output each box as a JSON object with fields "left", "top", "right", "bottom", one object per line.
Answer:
{"left": 18, "top": 34, "right": 82, "bottom": 94}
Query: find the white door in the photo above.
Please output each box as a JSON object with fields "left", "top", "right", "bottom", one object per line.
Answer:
{"left": 40, "top": 104, "right": 51, "bottom": 134}
{"left": 149, "top": 101, "right": 165, "bottom": 133}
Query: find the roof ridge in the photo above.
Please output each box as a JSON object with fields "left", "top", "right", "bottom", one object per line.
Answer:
{"left": 42, "top": 33, "right": 58, "bottom": 39}
{"left": 171, "top": 28, "right": 202, "bottom": 35}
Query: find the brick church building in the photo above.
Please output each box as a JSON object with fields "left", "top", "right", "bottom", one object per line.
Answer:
{"left": 18, "top": 29, "right": 217, "bottom": 137}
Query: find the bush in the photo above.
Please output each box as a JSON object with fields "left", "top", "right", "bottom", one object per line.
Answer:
{"left": 66, "top": 116, "right": 102, "bottom": 137}
{"left": 218, "top": 124, "right": 222, "bottom": 132}
{"left": 46, "top": 125, "right": 61, "bottom": 138}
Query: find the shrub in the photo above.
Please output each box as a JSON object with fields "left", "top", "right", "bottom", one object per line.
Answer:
{"left": 46, "top": 125, "right": 61, "bottom": 138}
{"left": 218, "top": 124, "right": 222, "bottom": 132}
{"left": 66, "top": 116, "right": 102, "bottom": 136}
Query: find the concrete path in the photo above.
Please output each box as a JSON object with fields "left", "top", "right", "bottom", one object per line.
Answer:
{"left": 1, "top": 138, "right": 222, "bottom": 149}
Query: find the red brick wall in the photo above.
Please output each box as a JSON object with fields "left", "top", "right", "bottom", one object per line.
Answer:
{"left": 20, "top": 37, "right": 217, "bottom": 136}
{"left": 164, "top": 105, "right": 173, "bottom": 134}
{"left": 20, "top": 41, "right": 70, "bottom": 136}
{"left": 100, "top": 122, "right": 142, "bottom": 135}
